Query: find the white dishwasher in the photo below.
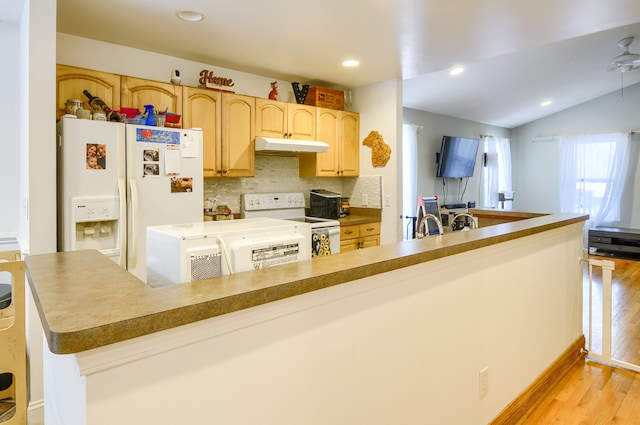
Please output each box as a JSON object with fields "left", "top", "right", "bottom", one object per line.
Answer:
{"left": 146, "top": 218, "right": 311, "bottom": 287}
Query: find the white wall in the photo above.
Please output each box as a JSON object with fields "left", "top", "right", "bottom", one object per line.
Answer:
{"left": 0, "top": 20, "right": 21, "bottom": 238}
{"left": 44, "top": 221, "right": 584, "bottom": 425}
{"left": 23, "top": 0, "right": 57, "bottom": 410}
{"left": 2, "top": 0, "right": 56, "bottom": 414}
{"left": 401, "top": 108, "right": 511, "bottom": 209}
{"left": 511, "top": 83, "right": 640, "bottom": 228}
{"left": 353, "top": 80, "right": 402, "bottom": 244}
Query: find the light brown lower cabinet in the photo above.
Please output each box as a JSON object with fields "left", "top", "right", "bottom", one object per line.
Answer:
{"left": 340, "top": 222, "right": 380, "bottom": 252}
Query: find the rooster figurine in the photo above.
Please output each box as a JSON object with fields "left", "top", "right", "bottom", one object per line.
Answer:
{"left": 268, "top": 81, "right": 278, "bottom": 100}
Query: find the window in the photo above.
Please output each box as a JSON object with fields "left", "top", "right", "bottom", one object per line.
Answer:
{"left": 480, "top": 136, "right": 512, "bottom": 208}
{"left": 402, "top": 124, "right": 419, "bottom": 240}
{"left": 559, "top": 132, "right": 630, "bottom": 234}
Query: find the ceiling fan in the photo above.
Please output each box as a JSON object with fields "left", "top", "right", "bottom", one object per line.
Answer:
{"left": 609, "top": 36, "right": 640, "bottom": 73}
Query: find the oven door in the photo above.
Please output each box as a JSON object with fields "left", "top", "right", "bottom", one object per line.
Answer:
{"left": 311, "top": 226, "right": 341, "bottom": 257}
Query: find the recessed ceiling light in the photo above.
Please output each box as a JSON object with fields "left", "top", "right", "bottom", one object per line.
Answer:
{"left": 177, "top": 10, "right": 204, "bottom": 22}
{"left": 342, "top": 59, "right": 360, "bottom": 67}
{"left": 450, "top": 67, "right": 464, "bottom": 76}
{"left": 540, "top": 100, "right": 552, "bottom": 107}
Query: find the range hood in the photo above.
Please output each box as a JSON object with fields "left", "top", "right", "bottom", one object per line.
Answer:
{"left": 255, "top": 137, "right": 329, "bottom": 154}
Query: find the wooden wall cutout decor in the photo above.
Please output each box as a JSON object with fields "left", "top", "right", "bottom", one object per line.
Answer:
{"left": 198, "top": 69, "right": 235, "bottom": 92}
{"left": 362, "top": 130, "right": 391, "bottom": 167}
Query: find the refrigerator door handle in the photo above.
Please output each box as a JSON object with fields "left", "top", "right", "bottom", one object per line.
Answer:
{"left": 129, "top": 178, "right": 139, "bottom": 270}
{"left": 118, "top": 177, "right": 127, "bottom": 268}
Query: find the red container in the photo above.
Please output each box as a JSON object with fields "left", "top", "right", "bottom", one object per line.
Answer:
{"left": 164, "top": 112, "right": 181, "bottom": 128}
{"left": 120, "top": 107, "right": 141, "bottom": 118}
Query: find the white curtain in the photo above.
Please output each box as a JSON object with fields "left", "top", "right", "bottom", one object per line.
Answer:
{"left": 480, "top": 136, "right": 512, "bottom": 208}
{"left": 559, "top": 132, "right": 630, "bottom": 232}
{"left": 402, "top": 124, "right": 419, "bottom": 240}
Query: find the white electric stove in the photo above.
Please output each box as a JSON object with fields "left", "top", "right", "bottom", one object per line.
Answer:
{"left": 241, "top": 192, "right": 341, "bottom": 257}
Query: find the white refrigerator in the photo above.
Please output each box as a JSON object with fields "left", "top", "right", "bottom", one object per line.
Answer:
{"left": 56, "top": 116, "right": 203, "bottom": 283}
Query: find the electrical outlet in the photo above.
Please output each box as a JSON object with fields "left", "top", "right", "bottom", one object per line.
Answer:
{"left": 362, "top": 193, "right": 369, "bottom": 206}
{"left": 479, "top": 367, "right": 489, "bottom": 398}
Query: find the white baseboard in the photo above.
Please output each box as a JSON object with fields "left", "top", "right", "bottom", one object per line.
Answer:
{"left": 28, "top": 399, "right": 44, "bottom": 424}
{"left": 29, "top": 398, "right": 44, "bottom": 412}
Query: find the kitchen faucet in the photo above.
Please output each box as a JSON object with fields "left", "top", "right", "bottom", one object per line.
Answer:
{"left": 450, "top": 213, "right": 477, "bottom": 231}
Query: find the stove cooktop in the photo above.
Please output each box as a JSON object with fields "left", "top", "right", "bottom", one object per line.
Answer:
{"left": 241, "top": 192, "right": 340, "bottom": 228}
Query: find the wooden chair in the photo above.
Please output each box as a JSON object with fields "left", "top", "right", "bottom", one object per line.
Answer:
{"left": 0, "top": 250, "right": 26, "bottom": 424}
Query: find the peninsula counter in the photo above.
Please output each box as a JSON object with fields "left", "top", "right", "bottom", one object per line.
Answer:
{"left": 26, "top": 212, "right": 587, "bottom": 425}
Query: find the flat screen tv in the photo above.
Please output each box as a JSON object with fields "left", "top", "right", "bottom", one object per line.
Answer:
{"left": 436, "top": 136, "right": 480, "bottom": 178}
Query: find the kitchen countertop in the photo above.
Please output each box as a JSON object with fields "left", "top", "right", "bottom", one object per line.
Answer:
{"left": 25, "top": 212, "right": 587, "bottom": 355}
{"left": 338, "top": 207, "right": 382, "bottom": 226}
{"left": 468, "top": 208, "right": 548, "bottom": 220}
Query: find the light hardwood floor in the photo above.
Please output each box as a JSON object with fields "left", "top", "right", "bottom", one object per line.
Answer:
{"left": 518, "top": 256, "right": 640, "bottom": 425}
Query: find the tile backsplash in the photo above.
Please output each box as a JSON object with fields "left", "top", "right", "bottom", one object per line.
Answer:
{"left": 204, "top": 155, "right": 382, "bottom": 214}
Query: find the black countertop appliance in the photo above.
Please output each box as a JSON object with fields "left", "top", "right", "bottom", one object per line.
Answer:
{"left": 309, "top": 189, "right": 341, "bottom": 219}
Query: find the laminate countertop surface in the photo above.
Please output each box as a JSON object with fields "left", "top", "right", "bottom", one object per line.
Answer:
{"left": 468, "top": 208, "right": 549, "bottom": 220}
{"left": 338, "top": 207, "right": 382, "bottom": 226}
{"left": 25, "top": 212, "right": 587, "bottom": 354}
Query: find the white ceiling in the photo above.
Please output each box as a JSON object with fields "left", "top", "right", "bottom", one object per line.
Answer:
{"left": 9, "top": 1, "right": 640, "bottom": 128}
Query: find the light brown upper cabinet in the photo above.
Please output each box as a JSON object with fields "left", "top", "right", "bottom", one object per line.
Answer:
{"left": 220, "top": 93, "right": 255, "bottom": 177}
{"left": 56, "top": 65, "right": 359, "bottom": 179}
{"left": 182, "top": 87, "right": 222, "bottom": 178}
{"left": 299, "top": 108, "right": 359, "bottom": 177}
{"left": 255, "top": 99, "right": 316, "bottom": 140}
{"left": 120, "top": 76, "right": 182, "bottom": 116}
{"left": 56, "top": 65, "right": 121, "bottom": 120}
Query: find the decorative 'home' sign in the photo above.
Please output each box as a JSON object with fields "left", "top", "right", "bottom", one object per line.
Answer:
{"left": 198, "top": 69, "right": 235, "bottom": 92}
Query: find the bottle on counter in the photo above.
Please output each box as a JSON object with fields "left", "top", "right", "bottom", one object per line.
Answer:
{"left": 144, "top": 105, "right": 156, "bottom": 126}
{"left": 82, "top": 90, "right": 122, "bottom": 122}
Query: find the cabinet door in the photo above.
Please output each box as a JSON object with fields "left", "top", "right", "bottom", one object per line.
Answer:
{"left": 360, "top": 235, "right": 380, "bottom": 249}
{"left": 359, "top": 222, "right": 380, "bottom": 248}
{"left": 255, "top": 99, "right": 287, "bottom": 138}
{"left": 221, "top": 93, "right": 255, "bottom": 177}
{"left": 56, "top": 64, "right": 121, "bottom": 120}
{"left": 121, "top": 76, "right": 182, "bottom": 116}
{"left": 339, "top": 111, "right": 360, "bottom": 176}
{"left": 183, "top": 87, "right": 221, "bottom": 177}
{"left": 340, "top": 239, "right": 360, "bottom": 253}
{"left": 313, "top": 108, "right": 340, "bottom": 176}
{"left": 287, "top": 104, "right": 316, "bottom": 140}
{"left": 299, "top": 108, "right": 358, "bottom": 177}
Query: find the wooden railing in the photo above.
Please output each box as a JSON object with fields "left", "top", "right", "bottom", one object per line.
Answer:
{"left": 586, "top": 257, "right": 640, "bottom": 372}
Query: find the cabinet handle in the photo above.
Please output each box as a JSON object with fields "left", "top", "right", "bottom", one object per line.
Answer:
{"left": 366, "top": 227, "right": 374, "bottom": 231}
{"left": 344, "top": 231, "right": 354, "bottom": 235}
{"left": 222, "top": 169, "right": 228, "bottom": 174}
